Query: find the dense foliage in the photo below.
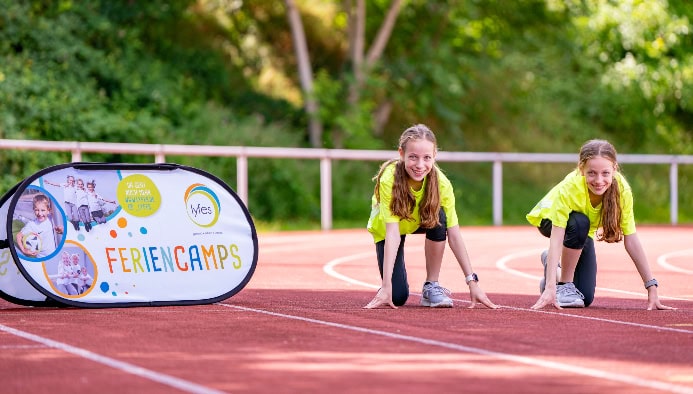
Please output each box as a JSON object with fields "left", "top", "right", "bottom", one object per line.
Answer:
{"left": 1, "top": 0, "right": 691, "bottom": 228}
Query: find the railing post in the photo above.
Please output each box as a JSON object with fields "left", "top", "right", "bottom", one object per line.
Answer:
{"left": 155, "top": 145, "right": 165, "bottom": 163}
{"left": 492, "top": 160, "right": 503, "bottom": 226}
{"left": 71, "top": 143, "right": 82, "bottom": 162}
{"left": 320, "top": 156, "right": 332, "bottom": 231}
{"left": 237, "top": 154, "right": 248, "bottom": 208}
{"left": 670, "top": 162, "right": 678, "bottom": 225}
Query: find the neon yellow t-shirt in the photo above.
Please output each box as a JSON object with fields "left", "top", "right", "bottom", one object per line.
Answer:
{"left": 526, "top": 169, "right": 636, "bottom": 238}
{"left": 367, "top": 163, "right": 459, "bottom": 243}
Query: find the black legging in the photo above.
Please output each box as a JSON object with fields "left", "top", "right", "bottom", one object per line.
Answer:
{"left": 374, "top": 210, "right": 448, "bottom": 306}
{"left": 538, "top": 212, "right": 597, "bottom": 307}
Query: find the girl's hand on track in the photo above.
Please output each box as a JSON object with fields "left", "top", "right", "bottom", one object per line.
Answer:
{"left": 647, "top": 290, "right": 677, "bottom": 310}
{"left": 531, "top": 288, "right": 562, "bottom": 310}
{"left": 363, "top": 287, "right": 397, "bottom": 309}
{"left": 468, "top": 284, "right": 499, "bottom": 309}
{"left": 647, "top": 301, "right": 676, "bottom": 310}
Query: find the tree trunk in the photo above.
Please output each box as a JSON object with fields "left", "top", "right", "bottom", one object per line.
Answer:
{"left": 365, "top": 0, "right": 402, "bottom": 67}
{"left": 347, "top": 0, "right": 403, "bottom": 133}
{"left": 285, "top": 0, "right": 323, "bottom": 147}
{"left": 347, "top": 0, "right": 365, "bottom": 106}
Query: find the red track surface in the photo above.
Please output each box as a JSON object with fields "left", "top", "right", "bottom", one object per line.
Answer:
{"left": 1, "top": 226, "right": 692, "bottom": 393}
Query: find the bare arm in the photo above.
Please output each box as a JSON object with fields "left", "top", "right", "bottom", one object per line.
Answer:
{"left": 447, "top": 225, "right": 498, "bottom": 309}
{"left": 531, "top": 225, "right": 565, "bottom": 310}
{"left": 624, "top": 233, "right": 675, "bottom": 310}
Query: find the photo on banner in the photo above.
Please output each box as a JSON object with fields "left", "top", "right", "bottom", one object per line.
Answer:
{"left": 0, "top": 183, "right": 56, "bottom": 306}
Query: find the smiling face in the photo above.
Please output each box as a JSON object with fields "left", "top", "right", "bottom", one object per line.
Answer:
{"left": 399, "top": 138, "right": 436, "bottom": 190}
{"left": 33, "top": 201, "right": 50, "bottom": 222}
{"left": 581, "top": 156, "right": 615, "bottom": 203}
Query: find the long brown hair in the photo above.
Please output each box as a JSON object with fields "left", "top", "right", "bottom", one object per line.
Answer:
{"left": 373, "top": 124, "right": 442, "bottom": 228}
{"left": 578, "top": 139, "right": 622, "bottom": 243}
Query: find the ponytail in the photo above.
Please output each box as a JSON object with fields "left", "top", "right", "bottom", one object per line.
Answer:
{"left": 597, "top": 177, "right": 623, "bottom": 243}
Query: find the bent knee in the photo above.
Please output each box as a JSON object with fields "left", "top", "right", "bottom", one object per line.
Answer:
{"left": 393, "top": 291, "right": 409, "bottom": 306}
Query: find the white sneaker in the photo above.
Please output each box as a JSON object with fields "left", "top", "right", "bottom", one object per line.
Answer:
{"left": 420, "top": 282, "right": 453, "bottom": 308}
{"left": 556, "top": 282, "right": 585, "bottom": 308}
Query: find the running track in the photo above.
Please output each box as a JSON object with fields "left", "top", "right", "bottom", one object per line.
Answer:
{"left": 1, "top": 226, "right": 692, "bottom": 393}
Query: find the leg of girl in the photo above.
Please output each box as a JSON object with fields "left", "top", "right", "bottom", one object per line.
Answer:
{"left": 420, "top": 209, "right": 453, "bottom": 307}
{"left": 539, "top": 212, "right": 594, "bottom": 307}
{"left": 572, "top": 237, "right": 597, "bottom": 307}
{"left": 556, "top": 212, "right": 593, "bottom": 307}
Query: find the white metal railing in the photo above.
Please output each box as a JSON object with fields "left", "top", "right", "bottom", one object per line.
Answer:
{"left": 2, "top": 139, "right": 692, "bottom": 229}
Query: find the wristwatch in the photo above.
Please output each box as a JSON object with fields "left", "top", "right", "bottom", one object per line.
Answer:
{"left": 465, "top": 273, "right": 479, "bottom": 284}
{"left": 644, "top": 278, "right": 658, "bottom": 289}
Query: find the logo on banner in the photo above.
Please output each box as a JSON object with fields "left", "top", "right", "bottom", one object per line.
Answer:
{"left": 185, "top": 183, "right": 220, "bottom": 228}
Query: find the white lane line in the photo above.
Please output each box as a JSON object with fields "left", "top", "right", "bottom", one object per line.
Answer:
{"left": 0, "top": 344, "right": 46, "bottom": 349}
{"left": 0, "top": 324, "right": 225, "bottom": 394}
{"left": 324, "top": 252, "right": 693, "bottom": 334}
{"left": 220, "top": 304, "right": 693, "bottom": 394}
{"left": 658, "top": 250, "right": 693, "bottom": 275}
{"left": 496, "top": 249, "right": 691, "bottom": 301}
{"left": 491, "top": 305, "right": 693, "bottom": 334}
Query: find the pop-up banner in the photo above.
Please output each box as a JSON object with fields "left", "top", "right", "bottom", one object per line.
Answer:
{"left": 0, "top": 163, "right": 258, "bottom": 308}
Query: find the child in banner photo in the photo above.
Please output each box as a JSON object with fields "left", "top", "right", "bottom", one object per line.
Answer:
{"left": 74, "top": 178, "right": 92, "bottom": 232}
{"left": 86, "top": 179, "right": 117, "bottom": 225}
{"left": 16, "top": 193, "right": 63, "bottom": 258}
{"left": 69, "top": 253, "right": 82, "bottom": 293}
{"left": 44, "top": 175, "right": 80, "bottom": 231}
{"left": 55, "top": 251, "right": 78, "bottom": 295}
{"left": 364, "top": 124, "right": 498, "bottom": 310}
{"left": 526, "top": 139, "right": 675, "bottom": 310}
{"left": 78, "top": 264, "right": 94, "bottom": 293}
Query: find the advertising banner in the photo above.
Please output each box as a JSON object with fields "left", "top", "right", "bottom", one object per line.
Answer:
{"left": 0, "top": 163, "right": 258, "bottom": 308}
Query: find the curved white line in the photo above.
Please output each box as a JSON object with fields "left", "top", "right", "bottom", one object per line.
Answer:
{"left": 658, "top": 250, "right": 693, "bottom": 275}
{"left": 496, "top": 249, "right": 691, "bottom": 301}
{"left": 495, "top": 249, "right": 544, "bottom": 281}
{"left": 323, "top": 252, "right": 380, "bottom": 289}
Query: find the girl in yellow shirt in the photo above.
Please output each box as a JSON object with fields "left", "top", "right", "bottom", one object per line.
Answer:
{"left": 527, "top": 139, "right": 675, "bottom": 310}
{"left": 364, "top": 124, "right": 497, "bottom": 310}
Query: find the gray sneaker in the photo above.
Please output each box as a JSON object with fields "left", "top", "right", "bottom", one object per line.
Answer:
{"left": 539, "top": 250, "right": 561, "bottom": 294}
{"left": 420, "top": 282, "right": 453, "bottom": 308}
{"left": 556, "top": 282, "right": 585, "bottom": 308}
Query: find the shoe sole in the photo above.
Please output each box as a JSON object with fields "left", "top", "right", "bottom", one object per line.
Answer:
{"left": 539, "top": 277, "right": 546, "bottom": 294}
{"left": 420, "top": 299, "right": 453, "bottom": 308}
{"left": 540, "top": 250, "right": 562, "bottom": 295}
{"left": 558, "top": 299, "right": 585, "bottom": 308}
{"left": 541, "top": 251, "right": 548, "bottom": 295}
